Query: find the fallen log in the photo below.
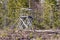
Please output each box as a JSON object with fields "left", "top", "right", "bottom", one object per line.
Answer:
{"left": 23, "top": 30, "right": 60, "bottom": 34}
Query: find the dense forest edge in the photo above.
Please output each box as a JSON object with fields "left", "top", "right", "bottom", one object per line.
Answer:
{"left": 0, "top": 0, "right": 60, "bottom": 40}
{"left": 0, "top": 0, "right": 60, "bottom": 30}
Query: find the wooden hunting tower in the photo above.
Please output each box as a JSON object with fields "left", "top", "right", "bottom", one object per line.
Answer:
{"left": 17, "top": 8, "right": 33, "bottom": 29}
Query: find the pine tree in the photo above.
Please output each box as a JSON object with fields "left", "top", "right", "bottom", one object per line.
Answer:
{"left": 0, "top": 0, "right": 28, "bottom": 28}
{"left": 42, "top": 0, "right": 59, "bottom": 29}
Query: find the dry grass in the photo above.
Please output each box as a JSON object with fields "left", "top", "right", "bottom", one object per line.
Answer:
{"left": 0, "top": 29, "right": 60, "bottom": 40}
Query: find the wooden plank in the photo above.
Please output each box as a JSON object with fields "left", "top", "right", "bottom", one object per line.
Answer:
{"left": 20, "top": 18, "right": 28, "bottom": 28}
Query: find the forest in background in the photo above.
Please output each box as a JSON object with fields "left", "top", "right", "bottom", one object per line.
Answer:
{"left": 0, "top": 0, "right": 60, "bottom": 29}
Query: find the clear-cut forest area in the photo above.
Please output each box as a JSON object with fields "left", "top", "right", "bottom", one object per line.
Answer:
{"left": 0, "top": 0, "right": 60, "bottom": 40}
